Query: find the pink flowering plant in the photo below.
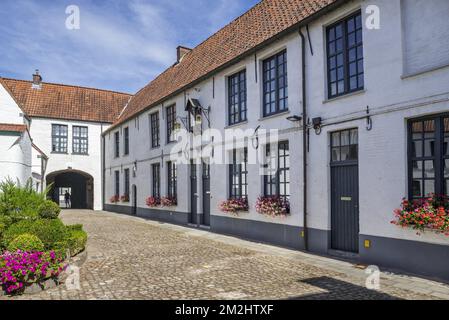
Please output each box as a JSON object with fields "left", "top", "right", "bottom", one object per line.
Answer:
{"left": 392, "top": 194, "right": 449, "bottom": 236}
{"left": 110, "top": 195, "right": 119, "bottom": 203}
{"left": 120, "top": 194, "right": 129, "bottom": 203}
{"left": 255, "top": 196, "right": 290, "bottom": 218}
{"left": 219, "top": 198, "right": 249, "bottom": 215}
{"left": 0, "top": 250, "right": 66, "bottom": 295}
{"left": 160, "top": 197, "right": 177, "bottom": 207}
{"left": 146, "top": 196, "right": 161, "bottom": 208}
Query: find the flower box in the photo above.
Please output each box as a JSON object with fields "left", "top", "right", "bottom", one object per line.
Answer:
{"left": 392, "top": 194, "right": 449, "bottom": 236}
{"left": 110, "top": 195, "right": 120, "bottom": 203}
{"left": 120, "top": 194, "right": 129, "bottom": 203}
{"left": 219, "top": 198, "right": 249, "bottom": 215}
{"left": 160, "top": 196, "right": 177, "bottom": 208}
{"left": 146, "top": 196, "right": 161, "bottom": 208}
{"left": 255, "top": 196, "right": 290, "bottom": 218}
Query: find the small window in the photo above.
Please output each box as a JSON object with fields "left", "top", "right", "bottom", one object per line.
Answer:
{"left": 152, "top": 163, "right": 160, "bottom": 198}
{"left": 327, "top": 11, "right": 364, "bottom": 98}
{"left": 228, "top": 70, "right": 247, "bottom": 125}
{"left": 73, "top": 126, "right": 88, "bottom": 154}
{"left": 263, "top": 50, "right": 288, "bottom": 116}
{"left": 124, "top": 127, "right": 129, "bottom": 155}
{"left": 51, "top": 124, "right": 68, "bottom": 153}
{"left": 114, "top": 132, "right": 120, "bottom": 158}
{"left": 124, "top": 168, "right": 130, "bottom": 197}
{"left": 331, "top": 129, "right": 358, "bottom": 162}
{"left": 150, "top": 112, "right": 160, "bottom": 148}
{"left": 166, "top": 105, "right": 176, "bottom": 143}
{"left": 114, "top": 170, "right": 120, "bottom": 196}
{"left": 264, "top": 141, "right": 290, "bottom": 200}
{"left": 167, "top": 161, "right": 177, "bottom": 199}
{"left": 229, "top": 148, "right": 248, "bottom": 199}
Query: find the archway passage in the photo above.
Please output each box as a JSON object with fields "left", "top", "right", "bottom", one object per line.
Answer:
{"left": 46, "top": 170, "right": 94, "bottom": 209}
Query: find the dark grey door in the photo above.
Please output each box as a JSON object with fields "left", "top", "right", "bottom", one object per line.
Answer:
{"left": 190, "top": 161, "right": 198, "bottom": 224}
{"left": 132, "top": 185, "right": 137, "bottom": 215}
{"left": 202, "top": 161, "right": 211, "bottom": 226}
{"left": 330, "top": 129, "right": 359, "bottom": 253}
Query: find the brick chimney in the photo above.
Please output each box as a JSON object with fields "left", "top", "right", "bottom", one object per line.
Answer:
{"left": 32, "top": 69, "right": 42, "bottom": 89}
{"left": 176, "top": 46, "right": 192, "bottom": 63}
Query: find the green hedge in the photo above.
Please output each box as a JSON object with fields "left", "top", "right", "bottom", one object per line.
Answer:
{"left": 3, "top": 219, "right": 69, "bottom": 251}
{"left": 7, "top": 233, "right": 45, "bottom": 252}
{"left": 66, "top": 228, "right": 87, "bottom": 256}
{"left": 38, "top": 200, "right": 61, "bottom": 219}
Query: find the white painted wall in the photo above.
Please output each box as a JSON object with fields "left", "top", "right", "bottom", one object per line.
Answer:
{"left": 0, "top": 131, "right": 32, "bottom": 185}
{"left": 0, "top": 83, "right": 27, "bottom": 125}
{"left": 104, "top": 0, "right": 449, "bottom": 246}
{"left": 30, "top": 118, "right": 109, "bottom": 210}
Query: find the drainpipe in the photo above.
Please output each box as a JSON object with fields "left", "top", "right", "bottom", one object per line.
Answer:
{"left": 299, "top": 28, "right": 308, "bottom": 251}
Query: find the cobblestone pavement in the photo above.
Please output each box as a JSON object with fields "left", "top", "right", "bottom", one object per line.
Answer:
{"left": 3, "top": 210, "right": 449, "bottom": 300}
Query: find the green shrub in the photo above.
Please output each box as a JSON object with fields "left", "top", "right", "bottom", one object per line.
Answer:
{"left": 6, "top": 233, "right": 45, "bottom": 252}
{"left": 66, "top": 224, "right": 83, "bottom": 231}
{"left": 3, "top": 219, "right": 69, "bottom": 251}
{"left": 0, "top": 179, "right": 49, "bottom": 222}
{"left": 38, "top": 200, "right": 61, "bottom": 219}
{"left": 66, "top": 228, "right": 87, "bottom": 257}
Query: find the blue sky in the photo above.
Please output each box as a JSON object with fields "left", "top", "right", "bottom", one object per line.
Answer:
{"left": 0, "top": 0, "right": 259, "bottom": 93}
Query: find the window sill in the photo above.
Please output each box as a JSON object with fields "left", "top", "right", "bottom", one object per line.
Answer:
{"left": 72, "top": 153, "right": 89, "bottom": 156}
{"left": 323, "top": 89, "right": 365, "bottom": 104}
{"left": 51, "top": 152, "right": 68, "bottom": 155}
{"left": 259, "top": 110, "right": 290, "bottom": 121}
{"left": 225, "top": 120, "right": 248, "bottom": 129}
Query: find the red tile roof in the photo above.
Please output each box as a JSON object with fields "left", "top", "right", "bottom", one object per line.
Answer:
{"left": 112, "top": 0, "right": 340, "bottom": 129}
{"left": 1, "top": 78, "right": 132, "bottom": 123}
{"left": 0, "top": 123, "right": 27, "bottom": 133}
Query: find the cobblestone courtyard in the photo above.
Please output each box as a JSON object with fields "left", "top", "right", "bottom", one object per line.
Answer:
{"left": 4, "top": 210, "right": 449, "bottom": 300}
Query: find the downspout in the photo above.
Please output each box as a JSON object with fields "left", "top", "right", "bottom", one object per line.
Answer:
{"left": 101, "top": 125, "right": 106, "bottom": 211}
{"left": 299, "top": 28, "right": 308, "bottom": 251}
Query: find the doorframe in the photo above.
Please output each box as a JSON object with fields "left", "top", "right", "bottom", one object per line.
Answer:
{"left": 201, "top": 159, "right": 211, "bottom": 227}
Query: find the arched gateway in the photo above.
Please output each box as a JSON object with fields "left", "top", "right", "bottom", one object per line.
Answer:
{"left": 46, "top": 170, "right": 94, "bottom": 209}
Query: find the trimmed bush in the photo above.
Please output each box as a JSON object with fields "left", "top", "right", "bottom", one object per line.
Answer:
{"left": 6, "top": 234, "right": 45, "bottom": 252}
{"left": 3, "top": 219, "right": 69, "bottom": 251}
{"left": 38, "top": 200, "right": 61, "bottom": 219}
{"left": 66, "top": 224, "right": 83, "bottom": 231}
{"left": 66, "top": 229, "right": 87, "bottom": 257}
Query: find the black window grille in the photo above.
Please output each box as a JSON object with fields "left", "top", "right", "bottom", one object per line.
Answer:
{"left": 228, "top": 70, "right": 247, "bottom": 125}
{"left": 229, "top": 148, "right": 248, "bottom": 199}
{"left": 51, "top": 124, "right": 68, "bottom": 153}
{"left": 264, "top": 141, "right": 290, "bottom": 200}
{"left": 150, "top": 112, "right": 160, "bottom": 148}
{"left": 72, "top": 126, "right": 88, "bottom": 154}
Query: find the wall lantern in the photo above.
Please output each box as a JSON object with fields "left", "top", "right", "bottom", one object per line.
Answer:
{"left": 312, "top": 117, "right": 322, "bottom": 135}
{"left": 132, "top": 161, "right": 137, "bottom": 177}
{"left": 185, "top": 98, "right": 211, "bottom": 128}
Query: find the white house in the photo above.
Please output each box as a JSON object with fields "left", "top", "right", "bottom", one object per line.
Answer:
{"left": 0, "top": 73, "right": 131, "bottom": 210}
{"left": 102, "top": 0, "right": 449, "bottom": 281}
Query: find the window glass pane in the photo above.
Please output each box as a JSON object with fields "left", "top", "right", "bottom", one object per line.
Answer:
{"left": 332, "top": 132, "right": 340, "bottom": 147}
{"left": 424, "top": 180, "right": 435, "bottom": 196}
{"left": 412, "top": 140, "right": 423, "bottom": 158}
{"left": 424, "top": 139, "right": 435, "bottom": 157}
{"left": 423, "top": 120, "right": 435, "bottom": 138}
{"left": 412, "top": 180, "right": 422, "bottom": 197}
{"left": 424, "top": 160, "right": 435, "bottom": 178}
{"left": 350, "top": 129, "right": 358, "bottom": 144}
{"left": 412, "top": 161, "right": 422, "bottom": 179}
{"left": 340, "top": 146, "right": 350, "bottom": 161}
{"left": 331, "top": 147, "right": 340, "bottom": 162}
{"left": 341, "top": 130, "right": 350, "bottom": 146}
